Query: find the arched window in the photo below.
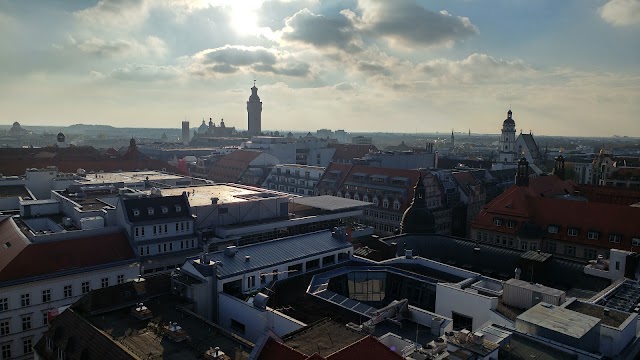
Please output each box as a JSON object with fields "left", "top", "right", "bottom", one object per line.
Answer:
{"left": 382, "top": 198, "right": 389, "bottom": 208}
{"left": 393, "top": 200, "right": 401, "bottom": 210}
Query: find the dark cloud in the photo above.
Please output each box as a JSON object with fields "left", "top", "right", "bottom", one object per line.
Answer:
{"left": 191, "top": 45, "right": 310, "bottom": 78}
{"left": 356, "top": 60, "right": 390, "bottom": 76}
{"left": 353, "top": 0, "right": 477, "bottom": 47}
{"left": 281, "top": 9, "right": 362, "bottom": 53}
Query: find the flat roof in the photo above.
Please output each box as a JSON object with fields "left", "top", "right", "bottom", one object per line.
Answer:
{"left": 505, "top": 279, "right": 565, "bottom": 297}
{"left": 196, "top": 230, "right": 352, "bottom": 279}
{"left": 0, "top": 185, "right": 30, "bottom": 199}
{"left": 79, "top": 171, "right": 185, "bottom": 184}
{"left": 566, "top": 301, "right": 631, "bottom": 328}
{"left": 160, "top": 184, "right": 286, "bottom": 207}
{"left": 291, "top": 195, "right": 371, "bottom": 211}
{"left": 282, "top": 319, "right": 366, "bottom": 357}
{"left": 517, "top": 303, "right": 600, "bottom": 339}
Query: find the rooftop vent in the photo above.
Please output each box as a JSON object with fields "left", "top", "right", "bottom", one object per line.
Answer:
{"left": 224, "top": 246, "right": 237, "bottom": 257}
{"left": 204, "top": 347, "right": 226, "bottom": 360}
{"left": 133, "top": 209, "right": 140, "bottom": 217}
{"left": 245, "top": 256, "right": 251, "bottom": 262}
{"left": 211, "top": 197, "right": 219, "bottom": 204}
{"left": 405, "top": 249, "right": 413, "bottom": 259}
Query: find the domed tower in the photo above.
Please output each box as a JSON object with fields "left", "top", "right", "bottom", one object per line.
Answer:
{"left": 197, "top": 119, "right": 208, "bottom": 134}
{"left": 247, "top": 81, "right": 262, "bottom": 136}
{"left": 400, "top": 173, "right": 436, "bottom": 234}
{"left": 499, "top": 109, "right": 517, "bottom": 163}
{"left": 57, "top": 132, "right": 67, "bottom": 148}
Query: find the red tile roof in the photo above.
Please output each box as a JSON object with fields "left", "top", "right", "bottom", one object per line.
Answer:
{"left": 257, "top": 337, "right": 307, "bottom": 360}
{"left": 0, "top": 218, "right": 136, "bottom": 283}
{"left": 329, "top": 144, "right": 378, "bottom": 162}
{"left": 207, "top": 150, "right": 262, "bottom": 183}
{"left": 258, "top": 336, "right": 403, "bottom": 360}
{"left": 472, "top": 176, "right": 640, "bottom": 250}
{"left": 575, "top": 184, "right": 640, "bottom": 206}
{"left": 326, "top": 336, "right": 404, "bottom": 360}
{"left": 0, "top": 147, "right": 181, "bottom": 175}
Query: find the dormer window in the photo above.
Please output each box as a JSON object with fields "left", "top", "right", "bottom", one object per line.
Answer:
{"left": 161, "top": 206, "right": 168, "bottom": 214}
{"left": 493, "top": 218, "right": 502, "bottom": 227}
{"left": 147, "top": 207, "right": 154, "bottom": 216}
{"left": 133, "top": 209, "right": 140, "bottom": 217}
{"left": 506, "top": 220, "right": 516, "bottom": 228}
{"left": 175, "top": 205, "right": 182, "bottom": 212}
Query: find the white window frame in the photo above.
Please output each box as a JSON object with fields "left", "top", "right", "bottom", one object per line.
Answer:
{"left": 567, "top": 228, "right": 578, "bottom": 237}
{"left": 588, "top": 231, "right": 599, "bottom": 240}
{"left": 548, "top": 225, "right": 558, "bottom": 234}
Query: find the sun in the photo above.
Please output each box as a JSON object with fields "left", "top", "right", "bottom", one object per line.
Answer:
{"left": 230, "top": 4, "right": 261, "bottom": 36}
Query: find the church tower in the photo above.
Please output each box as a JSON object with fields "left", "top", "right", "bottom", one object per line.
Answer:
{"left": 247, "top": 81, "right": 262, "bottom": 136}
{"left": 499, "top": 109, "right": 517, "bottom": 163}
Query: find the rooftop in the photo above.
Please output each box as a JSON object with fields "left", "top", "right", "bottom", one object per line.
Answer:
{"left": 517, "top": 303, "right": 600, "bottom": 339}
{"left": 290, "top": 196, "right": 371, "bottom": 212}
{"left": 159, "top": 184, "right": 286, "bottom": 207}
{"left": 0, "top": 184, "right": 30, "bottom": 199}
{"left": 190, "top": 230, "right": 352, "bottom": 279}
{"left": 78, "top": 170, "right": 185, "bottom": 184}
{"left": 282, "top": 319, "right": 366, "bottom": 357}
{"left": 565, "top": 301, "right": 631, "bottom": 328}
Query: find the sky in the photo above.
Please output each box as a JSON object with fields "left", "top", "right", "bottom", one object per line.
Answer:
{"left": 0, "top": 0, "right": 639, "bottom": 136}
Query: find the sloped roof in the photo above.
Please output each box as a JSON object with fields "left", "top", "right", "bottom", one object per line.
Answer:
{"left": 576, "top": 184, "right": 640, "bottom": 205}
{"left": 34, "top": 308, "right": 137, "bottom": 360}
{"left": 327, "top": 336, "right": 404, "bottom": 360}
{"left": 328, "top": 144, "right": 377, "bottom": 162}
{"left": 122, "top": 194, "right": 191, "bottom": 223}
{"left": 257, "top": 337, "right": 307, "bottom": 360}
{"left": 518, "top": 133, "right": 541, "bottom": 158}
{"left": 207, "top": 150, "right": 262, "bottom": 183}
{"left": 0, "top": 219, "right": 135, "bottom": 284}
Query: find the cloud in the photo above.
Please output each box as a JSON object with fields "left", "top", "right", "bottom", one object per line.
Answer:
{"left": 350, "top": 0, "right": 477, "bottom": 47}
{"left": 281, "top": 9, "right": 362, "bottom": 53}
{"left": 419, "top": 53, "right": 535, "bottom": 85}
{"left": 74, "top": 0, "right": 149, "bottom": 27}
{"left": 75, "top": 36, "right": 168, "bottom": 58}
{"left": 356, "top": 60, "right": 390, "bottom": 76}
{"left": 107, "top": 64, "right": 181, "bottom": 81}
{"left": 190, "top": 45, "right": 310, "bottom": 77}
{"left": 258, "top": 0, "right": 320, "bottom": 30}
{"left": 599, "top": 0, "right": 640, "bottom": 26}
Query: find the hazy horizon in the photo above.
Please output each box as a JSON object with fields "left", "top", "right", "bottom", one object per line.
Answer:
{"left": 1, "top": 0, "right": 639, "bottom": 137}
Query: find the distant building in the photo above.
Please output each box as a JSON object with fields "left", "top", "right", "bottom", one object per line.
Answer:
{"left": 262, "top": 164, "right": 325, "bottom": 195}
{"left": 317, "top": 163, "right": 450, "bottom": 236}
{"left": 206, "top": 149, "right": 279, "bottom": 185}
{"left": 493, "top": 109, "right": 543, "bottom": 174}
{"left": 328, "top": 143, "right": 378, "bottom": 164}
{"left": 247, "top": 83, "right": 263, "bottom": 136}
{"left": 592, "top": 150, "right": 640, "bottom": 188}
{"left": 351, "top": 135, "right": 373, "bottom": 145}
{"left": 181, "top": 121, "right": 190, "bottom": 145}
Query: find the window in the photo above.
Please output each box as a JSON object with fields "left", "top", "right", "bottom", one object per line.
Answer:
{"left": 181, "top": 223, "right": 184, "bottom": 231}
{"left": 567, "top": 228, "right": 578, "bottom": 237}
{"left": 546, "top": 242, "right": 557, "bottom": 253}
{"left": 46, "top": 337, "right": 53, "bottom": 350}
{"left": 1, "top": 344, "right": 10, "bottom": 359}
{"left": 57, "top": 348, "right": 65, "bottom": 360}
{"left": 393, "top": 201, "right": 401, "bottom": 210}
{"left": 247, "top": 276, "right": 255, "bottom": 289}
{"left": 186, "top": 222, "right": 190, "bottom": 230}
{"left": 520, "top": 241, "right": 528, "bottom": 251}
{"left": 586, "top": 249, "right": 598, "bottom": 260}
{"left": 175, "top": 205, "right": 182, "bottom": 212}
{"left": 141, "top": 227, "right": 145, "bottom": 237}
{"left": 564, "top": 245, "right": 576, "bottom": 257}
{"left": 42, "top": 312, "right": 48, "bottom": 327}
{"left": 21, "top": 294, "right": 30, "bottom": 307}
{"left": 21, "top": 315, "right": 31, "bottom": 331}
{"left": 176, "top": 223, "right": 179, "bottom": 231}
{"left": 164, "top": 224, "right": 168, "bottom": 233}
{"left": 161, "top": 206, "right": 168, "bottom": 214}
{"left": 133, "top": 209, "right": 140, "bottom": 217}
{"left": 158, "top": 244, "right": 162, "bottom": 253}
{"left": 272, "top": 269, "right": 279, "bottom": 281}
{"left": 548, "top": 225, "right": 558, "bottom": 234}
{"left": 372, "top": 197, "right": 379, "bottom": 206}
{"left": 493, "top": 218, "right": 502, "bottom": 227}
{"left": 0, "top": 321, "right": 9, "bottom": 336}
{"left": 476, "top": 232, "right": 482, "bottom": 241}
{"left": 23, "top": 338, "right": 32, "bottom": 355}
{"left": 230, "top": 319, "right": 245, "bottom": 335}
{"left": 609, "top": 234, "right": 622, "bottom": 243}
{"left": 82, "top": 282, "right": 90, "bottom": 294}
{"left": 452, "top": 312, "right": 473, "bottom": 331}
{"left": 101, "top": 278, "right": 109, "bottom": 288}
{"left": 135, "top": 227, "right": 139, "bottom": 237}
{"left": 633, "top": 238, "right": 640, "bottom": 247}
{"left": 260, "top": 273, "right": 266, "bottom": 284}
{"left": 0, "top": 299, "right": 7, "bottom": 312}
{"left": 507, "top": 220, "right": 516, "bottom": 228}
{"left": 588, "top": 231, "right": 599, "bottom": 240}
{"left": 529, "top": 243, "right": 537, "bottom": 251}
{"left": 147, "top": 207, "right": 154, "bottom": 215}
{"left": 117, "top": 275, "right": 124, "bottom": 285}
{"left": 163, "top": 243, "right": 167, "bottom": 252}
{"left": 139, "top": 246, "right": 144, "bottom": 256}
{"left": 382, "top": 199, "right": 389, "bottom": 208}
{"left": 169, "top": 243, "right": 173, "bottom": 251}
{"left": 63, "top": 285, "right": 72, "bottom": 298}
{"left": 42, "top": 289, "right": 52, "bottom": 303}
{"left": 153, "top": 225, "right": 157, "bottom": 235}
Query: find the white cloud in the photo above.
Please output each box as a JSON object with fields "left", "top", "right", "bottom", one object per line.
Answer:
{"left": 107, "top": 64, "right": 181, "bottom": 81}
{"left": 75, "top": 36, "right": 168, "bottom": 58}
{"left": 419, "top": 53, "right": 536, "bottom": 85}
{"left": 74, "top": 0, "right": 150, "bottom": 28}
{"left": 599, "top": 0, "right": 640, "bottom": 26}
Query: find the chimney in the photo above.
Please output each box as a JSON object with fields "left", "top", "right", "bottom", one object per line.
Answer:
{"left": 515, "top": 267, "right": 521, "bottom": 280}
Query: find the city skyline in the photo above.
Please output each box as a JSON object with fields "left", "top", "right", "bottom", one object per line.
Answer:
{"left": 1, "top": 0, "right": 639, "bottom": 136}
